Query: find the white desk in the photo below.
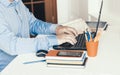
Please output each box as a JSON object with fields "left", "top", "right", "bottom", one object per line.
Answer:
{"left": 1, "top": 25, "right": 120, "bottom": 75}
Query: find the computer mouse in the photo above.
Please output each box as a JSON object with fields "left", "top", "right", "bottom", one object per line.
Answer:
{"left": 36, "top": 50, "right": 48, "bottom": 57}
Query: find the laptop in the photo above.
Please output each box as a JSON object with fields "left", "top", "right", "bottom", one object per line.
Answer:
{"left": 53, "top": 0, "right": 106, "bottom": 51}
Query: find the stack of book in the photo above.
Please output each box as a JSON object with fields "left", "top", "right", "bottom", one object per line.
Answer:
{"left": 45, "top": 50, "right": 88, "bottom": 68}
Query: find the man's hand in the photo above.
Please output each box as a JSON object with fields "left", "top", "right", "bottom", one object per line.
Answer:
{"left": 56, "top": 34, "right": 77, "bottom": 45}
{"left": 56, "top": 25, "right": 78, "bottom": 45}
{"left": 56, "top": 25, "right": 78, "bottom": 36}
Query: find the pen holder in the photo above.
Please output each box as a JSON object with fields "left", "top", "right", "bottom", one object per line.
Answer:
{"left": 86, "top": 41, "right": 99, "bottom": 57}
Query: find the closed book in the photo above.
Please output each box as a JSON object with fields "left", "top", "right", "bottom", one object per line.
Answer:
{"left": 46, "top": 53, "right": 86, "bottom": 65}
{"left": 45, "top": 50, "right": 86, "bottom": 61}
{"left": 46, "top": 59, "right": 84, "bottom": 65}
{"left": 47, "top": 57, "right": 88, "bottom": 69}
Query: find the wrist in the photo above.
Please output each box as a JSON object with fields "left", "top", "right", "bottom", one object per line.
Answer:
{"left": 56, "top": 25, "right": 63, "bottom": 34}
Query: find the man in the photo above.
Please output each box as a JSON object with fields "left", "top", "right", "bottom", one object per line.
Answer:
{"left": 0, "top": 0, "right": 78, "bottom": 72}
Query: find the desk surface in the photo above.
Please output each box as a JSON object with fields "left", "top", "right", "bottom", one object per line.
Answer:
{"left": 1, "top": 25, "right": 120, "bottom": 75}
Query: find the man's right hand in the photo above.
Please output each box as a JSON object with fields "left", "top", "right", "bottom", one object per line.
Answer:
{"left": 56, "top": 34, "right": 77, "bottom": 45}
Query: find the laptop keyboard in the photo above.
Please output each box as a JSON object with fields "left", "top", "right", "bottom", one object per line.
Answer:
{"left": 73, "top": 34, "right": 86, "bottom": 48}
{"left": 53, "top": 33, "right": 87, "bottom": 50}
{"left": 53, "top": 32, "right": 95, "bottom": 50}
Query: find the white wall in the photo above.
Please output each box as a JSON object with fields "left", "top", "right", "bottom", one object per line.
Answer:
{"left": 103, "top": 0, "right": 120, "bottom": 26}
{"left": 88, "top": 0, "right": 120, "bottom": 26}
{"left": 57, "top": 0, "right": 88, "bottom": 24}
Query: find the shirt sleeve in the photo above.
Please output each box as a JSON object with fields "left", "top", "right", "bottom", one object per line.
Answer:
{"left": 24, "top": 6, "right": 59, "bottom": 35}
{"left": 30, "top": 19, "right": 59, "bottom": 36}
{"left": 0, "top": 5, "right": 59, "bottom": 56}
{"left": 0, "top": 24, "right": 58, "bottom": 55}
{"left": 36, "top": 35, "right": 58, "bottom": 49}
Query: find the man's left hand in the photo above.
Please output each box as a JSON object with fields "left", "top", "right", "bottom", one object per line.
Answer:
{"left": 56, "top": 25, "right": 78, "bottom": 36}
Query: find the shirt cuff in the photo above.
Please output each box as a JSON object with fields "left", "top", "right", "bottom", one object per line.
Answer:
{"left": 50, "top": 24, "right": 60, "bottom": 34}
{"left": 47, "top": 35, "right": 58, "bottom": 47}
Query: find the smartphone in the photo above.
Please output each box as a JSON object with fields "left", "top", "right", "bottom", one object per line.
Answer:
{"left": 57, "top": 51, "right": 83, "bottom": 57}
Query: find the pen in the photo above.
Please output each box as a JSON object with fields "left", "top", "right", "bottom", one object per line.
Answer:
{"left": 23, "top": 60, "right": 46, "bottom": 64}
{"left": 85, "top": 33, "right": 88, "bottom": 41}
{"left": 94, "top": 32, "right": 101, "bottom": 42}
{"left": 85, "top": 28, "right": 92, "bottom": 42}
{"left": 86, "top": 32, "right": 90, "bottom": 41}
{"left": 88, "top": 30, "right": 93, "bottom": 41}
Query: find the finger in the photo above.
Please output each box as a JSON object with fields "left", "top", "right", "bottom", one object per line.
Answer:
{"left": 64, "top": 35, "right": 77, "bottom": 44}
{"left": 64, "top": 30, "right": 75, "bottom": 36}
{"left": 78, "top": 30, "right": 84, "bottom": 34}
{"left": 66, "top": 38, "right": 77, "bottom": 45}
{"left": 66, "top": 27, "right": 78, "bottom": 36}
{"left": 66, "top": 39, "right": 74, "bottom": 45}
{"left": 67, "top": 27, "right": 78, "bottom": 36}
{"left": 56, "top": 33, "right": 77, "bottom": 45}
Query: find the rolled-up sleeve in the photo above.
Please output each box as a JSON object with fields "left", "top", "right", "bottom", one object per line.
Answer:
{"left": 29, "top": 19, "right": 59, "bottom": 35}
{"left": 24, "top": 6, "right": 59, "bottom": 35}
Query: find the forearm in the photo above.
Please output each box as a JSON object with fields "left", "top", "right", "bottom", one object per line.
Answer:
{"left": 0, "top": 35, "right": 59, "bottom": 56}
{"left": 15, "top": 35, "right": 58, "bottom": 55}
{"left": 0, "top": 26, "right": 58, "bottom": 55}
{"left": 30, "top": 19, "right": 59, "bottom": 36}
{"left": 0, "top": 36, "right": 39, "bottom": 55}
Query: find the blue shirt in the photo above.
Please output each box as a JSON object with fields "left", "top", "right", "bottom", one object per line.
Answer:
{"left": 0, "top": 0, "right": 58, "bottom": 71}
